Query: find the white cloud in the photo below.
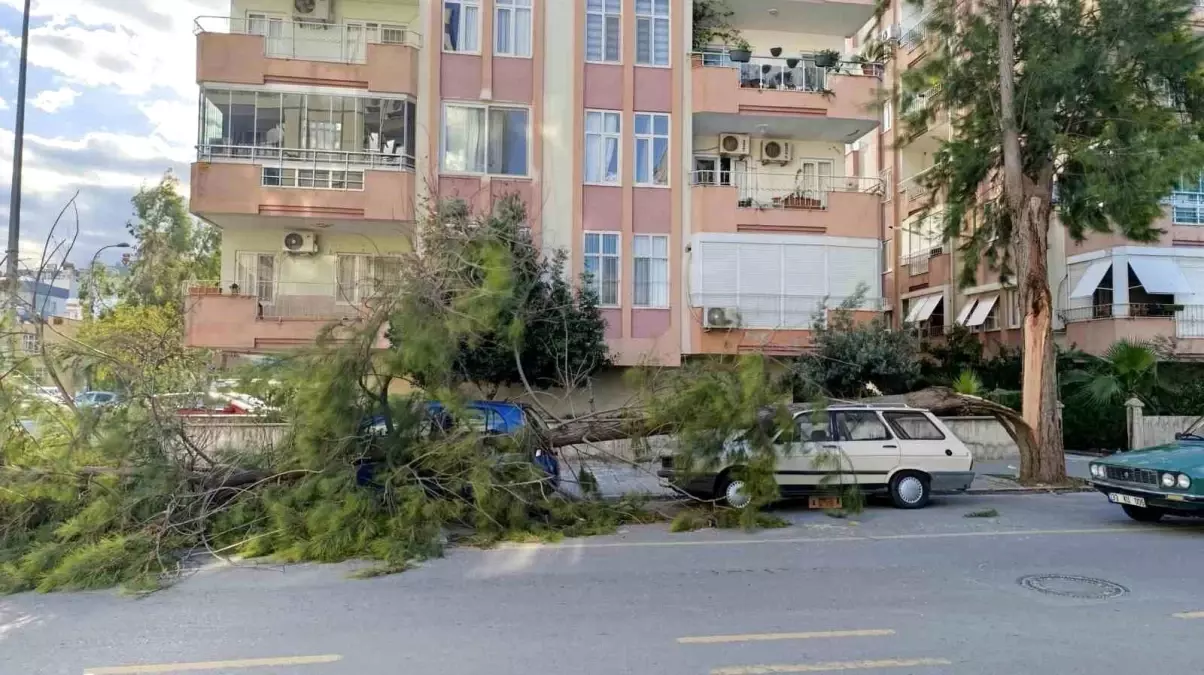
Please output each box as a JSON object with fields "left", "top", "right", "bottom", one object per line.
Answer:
{"left": 29, "top": 86, "right": 79, "bottom": 113}
{"left": 0, "top": 96, "right": 9, "bottom": 110}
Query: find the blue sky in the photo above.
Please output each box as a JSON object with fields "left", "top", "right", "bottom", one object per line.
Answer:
{"left": 0, "top": 0, "right": 225, "bottom": 269}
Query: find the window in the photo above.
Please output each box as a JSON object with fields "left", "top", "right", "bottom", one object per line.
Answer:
{"left": 337, "top": 255, "right": 403, "bottom": 304}
{"left": 634, "top": 113, "right": 669, "bottom": 186}
{"left": 633, "top": 235, "right": 669, "bottom": 307}
{"left": 833, "top": 411, "right": 892, "bottom": 442}
{"left": 584, "top": 232, "right": 620, "bottom": 306}
{"left": 261, "top": 167, "right": 364, "bottom": 190}
{"left": 495, "top": 0, "right": 532, "bottom": 57}
{"left": 883, "top": 412, "right": 946, "bottom": 440}
{"left": 635, "top": 0, "right": 670, "bottom": 66}
{"left": 883, "top": 100, "right": 893, "bottom": 131}
{"left": 982, "top": 302, "right": 1000, "bottom": 331}
{"left": 442, "top": 104, "right": 529, "bottom": 176}
{"left": 586, "top": 0, "right": 621, "bottom": 63}
{"left": 793, "top": 413, "right": 831, "bottom": 443}
{"left": 693, "top": 156, "right": 735, "bottom": 186}
{"left": 444, "top": 0, "right": 480, "bottom": 52}
{"left": 1008, "top": 289, "right": 1021, "bottom": 328}
{"left": 21, "top": 333, "right": 38, "bottom": 354}
{"left": 584, "top": 110, "right": 621, "bottom": 184}
{"left": 32, "top": 367, "right": 48, "bottom": 382}
{"left": 236, "top": 253, "right": 276, "bottom": 304}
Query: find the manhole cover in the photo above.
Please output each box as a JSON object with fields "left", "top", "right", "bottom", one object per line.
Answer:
{"left": 1018, "top": 574, "right": 1128, "bottom": 599}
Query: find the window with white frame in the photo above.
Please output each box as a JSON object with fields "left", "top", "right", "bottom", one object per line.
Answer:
{"left": 336, "top": 254, "right": 403, "bottom": 304}
{"left": 635, "top": 0, "right": 670, "bottom": 66}
{"left": 1172, "top": 173, "right": 1204, "bottom": 225}
{"left": 584, "top": 110, "right": 621, "bottom": 184}
{"left": 262, "top": 167, "right": 365, "bottom": 190}
{"left": 633, "top": 235, "right": 669, "bottom": 307}
{"left": 634, "top": 113, "right": 669, "bottom": 186}
{"left": 21, "top": 333, "right": 38, "bottom": 354}
{"left": 444, "top": 0, "right": 481, "bottom": 53}
{"left": 584, "top": 232, "right": 620, "bottom": 306}
{"left": 883, "top": 100, "right": 893, "bottom": 131}
{"left": 495, "top": 0, "right": 532, "bottom": 57}
{"left": 692, "top": 156, "right": 736, "bottom": 186}
{"left": 1008, "top": 289, "right": 1021, "bottom": 328}
{"left": 442, "top": 104, "right": 530, "bottom": 176}
{"left": 586, "top": 0, "right": 621, "bottom": 63}
{"left": 235, "top": 253, "right": 276, "bottom": 304}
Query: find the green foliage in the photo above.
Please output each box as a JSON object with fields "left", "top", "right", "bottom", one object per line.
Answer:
{"left": 69, "top": 304, "right": 207, "bottom": 395}
{"left": 951, "top": 370, "right": 985, "bottom": 396}
{"left": 1062, "top": 339, "right": 1172, "bottom": 409}
{"left": 791, "top": 290, "right": 921, "bottom": 399}
{"left": 577, "top": 466, "right": 600, "bottom": 498}
{"left": 671, "top": 507, "right": 789, "bottom": 532}
{"left": 669, "top": 509, "right": 708, "bottom": 533}
{"left": 904, "top": 0, "right": 1204, "bottom": 282}
{"left": 692, "top": 0, "right": 744, "bottom": 49}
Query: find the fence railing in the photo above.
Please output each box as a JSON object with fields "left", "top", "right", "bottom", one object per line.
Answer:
{"left": 690, "top": 171, "right": 883, "bottom": 211}
{"left": 186, "top": 280, "right": 399, "bottom": 321}
{"left": 900, "top": 167, "right": 940, "bottom": 202}
{"left": 694, "top": 49, "right": 883, "bottom": 91}
{"left": 691, "top": 293, "right": 883, "bottom": 330}
{"left": 899, "top": 12, "right": 933, "bottom": 50}
{"left": 901, "top": 247, "right": 943, "bottom": 276}
{"left": 196, "top": 144, "right": 415, "bottom": 172}
{"left": 1058, "top": 303, "right": 1204, "bottom": 339}
{"left": 194, "top": 16, "right": 421, "bottom": 64}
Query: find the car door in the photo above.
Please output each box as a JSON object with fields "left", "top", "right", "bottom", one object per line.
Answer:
{"left": 830, "top": 410, "right": 900, "bottom": 489}
{"left": 881, "top": 410, "right": 967, "bottom": 472}
{"left": 774, "top": 410, "right": 833, "bottom": 491}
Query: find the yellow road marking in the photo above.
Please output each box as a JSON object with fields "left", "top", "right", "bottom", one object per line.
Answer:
{"left": 1173, "top": 611, "right": 1204, "bottom": 619}
{"left": 679, "top": 629, "right": 895, "bottom": 644}
{"left": 84, "top": 654, "right": 342, "bottom": 674}
{"left": 712, "top": 658, "right": 952, "bottom": 674}
{"left": 495, "top": 526, "right": 1168, "bottom": 551}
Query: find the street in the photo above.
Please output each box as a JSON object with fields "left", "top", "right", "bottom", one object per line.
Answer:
{"left": 3, "top": 491, "right": 1203, "bottom": 675}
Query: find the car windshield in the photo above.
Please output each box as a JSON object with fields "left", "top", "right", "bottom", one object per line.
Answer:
{"left": 1179, "top": 416, "right": 1204, "bottom": 439}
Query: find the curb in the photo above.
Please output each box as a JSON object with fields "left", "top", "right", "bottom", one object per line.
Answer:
{"left": 961, "top": 486, "right": 1095, "bottom": 495}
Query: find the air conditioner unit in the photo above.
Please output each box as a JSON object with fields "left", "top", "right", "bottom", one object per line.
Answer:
{"left": 283, "top": 231, "right": 318, "bottom": 254}
{"left": 293, "top": 0, "right": 332, "bottom": 22}
{"left": 880, "top": 24, "right": 902, "bottom": 43}
{"left": 704, "top": 307, "right": 740, "bottom": 329}
{"left": 718, "top": 133, "right": 751, "bottom": 157}
{"left": 758, "top": 139, "right": 792, "bottom": 164}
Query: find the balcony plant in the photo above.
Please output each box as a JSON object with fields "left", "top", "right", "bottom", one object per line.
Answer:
{"left": 814, "top": 49, "right": 840, "bottom": 69}
{"left": 692, "top": 0, "right": 750, "bottom": 62}
{"left": 770, "top": 47, "right": 782, "bottom": 57}
{"left": 728, "top": 37, "right": 752, "bottom": 63}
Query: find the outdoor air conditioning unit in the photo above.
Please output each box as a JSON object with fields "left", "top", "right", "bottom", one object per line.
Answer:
{"left": 283, "top": 231, "right": 318, "bottom": 254}
{"left": 718, "top": 133, "right": 751, "bottom": 157}
{"left": 293, "top": 0, "right": 332, "bottom": 22}
{"left": 703, "top": 307, "right": 740, "bottom": 329}
{"left": 758, "top": 139, "right": 792, "bottom": 164}
{"left": 880, "top": 24, "right": 902, "bottom": 43}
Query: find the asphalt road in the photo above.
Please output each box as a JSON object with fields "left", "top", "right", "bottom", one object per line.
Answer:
{"left": 4, "top": 491, "right": 1203, "bottom": 675}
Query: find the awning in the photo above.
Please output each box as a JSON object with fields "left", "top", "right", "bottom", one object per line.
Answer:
{"left": 954, "top": 299, "right": 978, "bottom": 325}
{"left": 1069, "top": 260, "right": 1112, "bottom": 299}
{"left": 914, "top": 294, "right": 943, "bottom": 322}
{"left": 1128, "top": 257, "right": 1193, "bottom": 295}
{"left": 965, "top": 294, "right": 999, "bottom": 327}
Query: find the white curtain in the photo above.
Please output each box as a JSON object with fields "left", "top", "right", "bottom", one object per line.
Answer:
{"left": 443, "top": 106, "right": 485, "bottom": 172}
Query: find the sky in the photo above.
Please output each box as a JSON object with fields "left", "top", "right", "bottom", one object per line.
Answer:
{"left": 0, "top": 0, "right": 225, "bottom": 270}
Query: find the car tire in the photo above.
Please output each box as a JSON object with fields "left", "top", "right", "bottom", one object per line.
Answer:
{"left": 1121, "top": 504, "right": 1165, "bottom": 522}
{"left": 715, "top": 469, "right": 752, "bottom": 510}
{"left": 889, "top": 471, "right": 930, "bottom": 509}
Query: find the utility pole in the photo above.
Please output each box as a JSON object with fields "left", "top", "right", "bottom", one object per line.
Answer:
{"left": 5, "top": 0, "right": 32, "bottom": 304}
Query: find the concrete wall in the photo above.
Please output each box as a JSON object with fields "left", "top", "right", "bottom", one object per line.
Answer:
{"left": 182, "top": 417, "right": 288, "bottom": 461}
{"left": 943, "top": 416, "right": 1018, "bottom": 460}
{"left": 1137, "top": 415, "right": 1199, "bottom": 449}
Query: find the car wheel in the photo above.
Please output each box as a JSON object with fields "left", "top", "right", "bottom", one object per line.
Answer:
{"left": 716, "top": 470, "right": 752, "bottom": 510}
{"left": 1121, "top": 504, "right": 1165, "bottom": 522}
{"left": 889, "top": 471, "right": 930, "bottom": 509}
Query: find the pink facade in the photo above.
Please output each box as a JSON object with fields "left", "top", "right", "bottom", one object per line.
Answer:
{"left": 184, "top": 293, "right": 388, "bottom": 351}
{"left": 440, "top": 53, "right": 483, "bottom": 100}
{"left": 493, "top": 57, "right": 535, "bottom": 103}
{"left": 692, "top": 186, "right": 881, "bottom": 238}
{"left": 190, "top": 163, "right": 416, "bottom": 222}
{"left": 692, "top": 61, "right": 880, "bottom": 123}
{"left": 196, "top": 32, "right": 418, "bottom": 95}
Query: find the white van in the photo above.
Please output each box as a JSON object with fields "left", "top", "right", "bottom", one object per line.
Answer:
{"left": 656, "top": 403, "right": 975, "bottom": 509}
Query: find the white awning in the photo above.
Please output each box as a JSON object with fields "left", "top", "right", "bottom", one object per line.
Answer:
{"left": 965, "top": 294, "right": 999, "bottom": 327}
{"left": 954, "top": 299, "right": 978, "bottom": 325}
{"left": 1128, "top": 257, "right": 1193, "bottom": 295}
{"left": 1069, "top": 260, "right": 1112, "bottom": 299}
{"left": 904, "top": 296, "right": 926, "bottom": 323}
{"left": 914, "top": 294, "right": 943, "bottom": 322}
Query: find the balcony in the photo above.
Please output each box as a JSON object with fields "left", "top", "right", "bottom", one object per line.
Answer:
{"left": 692, "top": 51, "right": 882, "bottom": 141}
{"left": 194, "top": 16, "right": 420, "bottom": 96}
{"left": 688, "top": 293, "right": 882, "bottom": 355}
{"left": 183, "top": 282, "right": 390, "bottom": 352}
{"left": 899, "top": 166, "right": 944, "bottom": 214}
{"left": 690, "top": 171, "right": 883, "bottom": 236}
{"left": 900, "top": 247, "right": 950, "bottom": 289}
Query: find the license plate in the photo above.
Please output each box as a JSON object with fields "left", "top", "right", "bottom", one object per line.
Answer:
{"left": 1109, "top": 493, "right": 1146, "bottom": 508}
{"left": 809, "top": 496, "right": 842, "bottom": 510}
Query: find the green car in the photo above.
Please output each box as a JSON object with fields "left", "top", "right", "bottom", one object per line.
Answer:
{"left": 1089, "top": 422, "right": 1204, "bottom": 522}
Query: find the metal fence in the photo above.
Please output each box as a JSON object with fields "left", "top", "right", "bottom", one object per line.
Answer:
{"left": 194, "top": 16, "right": 421, "bottom": 64}
{"left": 693, "top": 49, "right": 883, "bottom": 90}
{"left": 186, "top": 280, "right": 398, "bottom": 321}
{"left": 1058, "top": 303, "right": 1204, "bottom": 338}
{"left": 691, "top": 293, "right": 883, "bottom": 330}
{"left": 690, "top": 171, "right": 883, "bottom": 211}
{"left": 196, "top": 144, "right": 415, "bottom": 172}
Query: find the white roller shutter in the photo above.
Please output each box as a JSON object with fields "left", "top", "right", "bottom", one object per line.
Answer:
{"left": 738, "top": 243, "right": 783, "bottom": 328}
{"left": 698, "top": 241, "right": 738, "bottom": 304}
{"left": 828, "top": 246, "right": 879, "bottom": 303}
{"left": 782, "top": 244, "right": 826, "bottom": 328}
{"left": 1177, "top": 258, "right": 1204, "bottom": 337}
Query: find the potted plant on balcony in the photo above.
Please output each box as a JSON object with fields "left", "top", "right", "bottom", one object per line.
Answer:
{"left": 814, "top": 49, "right": 840, "bottom": 69}
{"left": 728, "top": 37, "right": 752, "bottom": 63}
{"left": 785, "top": 56, "right": 800, "bottom": 69}
{"left": 770, "top": 47, "right": 782, "bottom": 57}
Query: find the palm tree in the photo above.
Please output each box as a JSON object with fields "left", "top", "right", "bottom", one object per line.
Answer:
{"left": 1062, "top": 339, "right": 1171, "bottom": 409}
{"left": 951, "top": 369, "right": 984, "bottom": 397}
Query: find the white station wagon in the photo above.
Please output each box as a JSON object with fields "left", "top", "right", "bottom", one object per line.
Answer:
{"left": 657, "top": 403, "right": 975, "bottom": 509}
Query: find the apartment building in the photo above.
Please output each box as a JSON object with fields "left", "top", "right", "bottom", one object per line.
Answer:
{"left": 185, "top": 0, "right": 888, "bottom": 364}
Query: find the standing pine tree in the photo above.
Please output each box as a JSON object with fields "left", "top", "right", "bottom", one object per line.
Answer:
{"left": 899, "top": 0, "right": 1204, "bottom": 482}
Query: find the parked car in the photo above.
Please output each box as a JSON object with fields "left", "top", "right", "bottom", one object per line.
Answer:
{"left": 1088, "top": 419, "right": 1204, "bottom": 522}
{"left": 74, "top": 391, "right": 119, "bottom": 408}
{"left": 657, "top": 403, "right": 975, "bottom": 509}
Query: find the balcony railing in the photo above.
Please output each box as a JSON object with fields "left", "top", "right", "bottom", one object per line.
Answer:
{"left": 900, "top": 166, "right": 940, "bottom": 202}
{"left": 1059, "top": 303, "right": 1186, "bottom": 323}
{"left": 901, "top": 247, "right": 943, "bottom": 276}
{"left": 194, "top": 16, "right": 421, "bottom": 65}
{"left": 691, "top": 171, "right": 884, "bottom": 210}
{"left": 899, "top": 12, "right": 932, "bottom": 50}
{"left": 186, "top": 280, "right": 398, "bottom": 321}
{"left": 691, "top": 293, "right": 883, "bottom": 330}
{"left": 197, "top": 144, "right": 415, "bottom": 172}
{"left": 694, "top": 49, "right": 883, "bottom": 91}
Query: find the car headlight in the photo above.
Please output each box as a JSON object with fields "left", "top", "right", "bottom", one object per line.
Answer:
{"left": 1162, "top": 472, "right": 1177, "bottom": 488}
{"left": 1178, "top": 474, "right": 1192, "bottom": 489}
{"left": 1091, "top": 464, "right": 1103, "bottom": 478}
